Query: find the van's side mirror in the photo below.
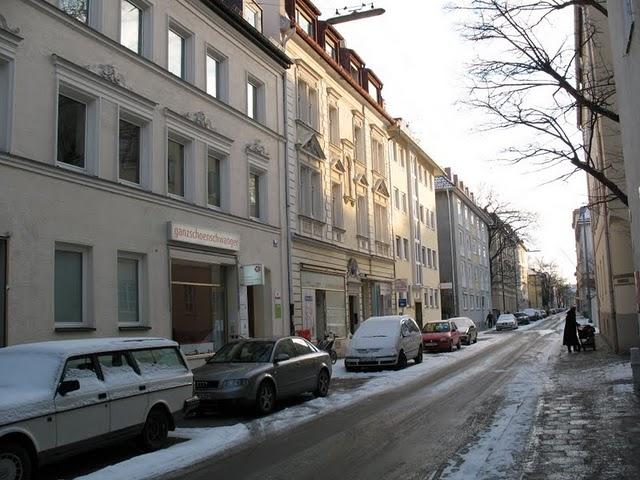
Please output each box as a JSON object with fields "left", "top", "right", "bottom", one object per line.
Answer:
{"left": 274, "top": 353, "right": 289, "bottom": 363}
{"left": 58, "top": 379, "right": 80, "bottom": 396}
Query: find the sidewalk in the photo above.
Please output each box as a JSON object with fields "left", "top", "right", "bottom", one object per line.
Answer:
{"left": 521, "top": 335, "right": 640, "bottom": 480}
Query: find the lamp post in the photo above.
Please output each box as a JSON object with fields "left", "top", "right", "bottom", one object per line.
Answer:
{"left": 326, "top": 7, "right": 385, "bottom": 25}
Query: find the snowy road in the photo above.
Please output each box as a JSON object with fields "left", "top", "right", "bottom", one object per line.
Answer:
{"left": 160, "top": 315, "right": 565, "bottom": 480}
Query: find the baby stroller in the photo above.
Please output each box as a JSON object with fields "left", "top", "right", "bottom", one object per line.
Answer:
{"left": 577, "top": 324, "right": 596, "bottom": 351}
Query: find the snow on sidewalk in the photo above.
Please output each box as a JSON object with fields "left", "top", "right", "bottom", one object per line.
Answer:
{"left": 76, "top": 326, "right": 554, "bottom": 480}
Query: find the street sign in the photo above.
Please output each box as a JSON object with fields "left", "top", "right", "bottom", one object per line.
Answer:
{"left": 241, "top": 264, "right": 265, "bottom": 286}
{"left": 398, "top": 298, "right": 407, "bottom": 308}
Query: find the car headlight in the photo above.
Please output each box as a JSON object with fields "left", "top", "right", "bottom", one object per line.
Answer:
{"left": 221, "top": 379, "right": 249, "bottom": 389}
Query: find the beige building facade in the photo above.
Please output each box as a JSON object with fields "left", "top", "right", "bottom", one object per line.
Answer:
{"left": 0, "top": 0, "right": 292, "bottom": 357}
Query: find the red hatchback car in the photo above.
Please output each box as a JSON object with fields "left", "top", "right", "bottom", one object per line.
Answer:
{"left": 422, "top": 320, "right": 462, "bottom": 352}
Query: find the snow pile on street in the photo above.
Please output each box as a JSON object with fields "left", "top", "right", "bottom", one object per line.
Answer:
{"left": 76, "top": 327, "right": 555, "bottom": 480}
{"left": 603, "top": 360, "right": 632, "bottom": 383}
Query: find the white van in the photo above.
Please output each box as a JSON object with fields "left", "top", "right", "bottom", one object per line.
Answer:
{"left": 345, "top": 316, "right": 423, "bottom": 371}
{"left": 0, "top": 338, "right": 198, "bottom": 480}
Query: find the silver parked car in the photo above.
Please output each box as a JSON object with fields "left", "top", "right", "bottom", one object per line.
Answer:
{"left": 192, "top": 337, "right": 332, "bottom": 415}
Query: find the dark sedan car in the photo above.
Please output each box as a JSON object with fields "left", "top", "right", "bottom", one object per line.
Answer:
{"left": 514, "top": 312, "right": 530, "bottom": 325}
{"left": 192, "top": 337, "right": 332, "bottom": 415}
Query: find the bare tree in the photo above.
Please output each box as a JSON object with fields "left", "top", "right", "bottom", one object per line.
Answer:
{"left": 451, "top": 0, "right": 628, "bottom": 206}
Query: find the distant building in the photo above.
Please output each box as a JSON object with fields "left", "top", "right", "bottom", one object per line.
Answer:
{"left": 528, "top": 269, "right": 543, "bottom": 309}
{"left": 435, "top": 170, "right": 492, "bottom": 324}
{"left": 572, "top": 207, "right": 598, "bottom": 325}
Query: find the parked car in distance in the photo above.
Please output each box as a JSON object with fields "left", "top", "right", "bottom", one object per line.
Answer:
{"left": 193, "top": 337, "right": 331, "bottom": 415}
{"left": 449, "top": 317, "right": 477, "bottom": 345}
{"left": 422, "top": 320, "right": 462, "bottom": 352}
{"left": 0, "top": 338, "right": 198, "bottom": 480}
{"left": 345, "top": 316, "right": 423, "bottom": 371}
{"left": 514, "top": 312, "right": 530, "bottom": 325}
{"left": 522, "top": 308, "right": 539, "bottom": 321}
{"left": 496, "top": 314, "right": 518, "bottom": 331}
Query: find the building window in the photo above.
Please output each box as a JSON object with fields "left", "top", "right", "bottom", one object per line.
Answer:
{"left": 119, "top": 119, "right": 141, "bottom": 184}
{"left": 118, "top": 255, "right": 140, "bottom": 324}
{"left": 329, "top": 106, "right": 339, "bottom": 144}
{"left": 59, "top": 0, "right": 89, "bottom": 23}
{"left": 297, "top": 79, "right": 318, "bottom": 128}
{"left": 374, "top": 203, "right": 389, "bottom": 243}
{"left": 120, "top": 0, "right": 142, "bottom": 54}
{"left": 372, "top": 139, "right": 385, "bottom": 173}
{"left": 426, "top": 248, "right": 432, "bottom": 267}
{"left": 368, "top": 81, "right": 378, "bottom": 101}
{"left": 206, "top": 53, "right": 220, "bottom": 99}
{"left": 403, "top": 238, "right": 409, "bottom": 261}
{"left": 395, "top": 236, "right": 402, "bottom": 259}
{"left": 432, "top": 250, "right": 438, "bottom": 269}
{"left": 243, "top": 1, "right": 262, "bottom": 32}
{"left": 247, "top": 77, "right": 263, "bottom": 122}
{"left": 325, "top": 38, "right": 338, "bottom": 61}
{"left": 54, "top": 246, "right": 87, "bottom": 325}
{"left": 422, "top": 246, "right": 427, "bottom": 265}
{"left": 249, "top": 172, "right": 261, "bottom": 219}
{"left": 167, "top": 139, "right": 185, "bottom": 197}
{"left": 394, "top": 188, "right": 400, "bottom": 209}
{"left": 331, "top": 182, "right": 343, "bottom": 228}
{"left": 300, "top": 165, "right": 323, "bottom": 220}
{"left": 296, "top": 8, "right": 314, "bottom": 37}
{"left": 402, "top": 192, "right": 408, "bottom": 213}
{"left": 430, "top": 211, "right": 435, "bottom": 229}
{"left": 354, "top": 125, "right": 364, "bottom": 163}
{"left": 400, "top": 147, "right": 406, "bottom": 168}
{"left": 434, "top": 289, "right": 439, "bottom": 308}
{"left": 356, "top": 195, "right": 368, "bottom": 236}
{"left": 420, "top": 206, "right": 425, "bottom": 223}
{"left": 57, "top": 94, "right": 86, "bottom": 169}
{"left": 168, "top": 28, "right": 185, "bottom": 79}
{"left": 349, "top": 61, "right": 360, "bottom": 82}
{"left": 207, "top": 153, "right": 221, "bottom": 208}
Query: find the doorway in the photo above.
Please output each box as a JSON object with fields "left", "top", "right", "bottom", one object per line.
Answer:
{"left": 315, "top": 290, "right": 326, "bottom": 341}
{"left": 415, "top": 302, "right": 423, "bottom": 327}
{"left": 247, "top": 286, "right": 255, "bottom": 338}
{"left": 349, "top": 295, "right": 359, "bottom": 334}
{"left": 0, "top": 239, "right": 5, "bottom": 347}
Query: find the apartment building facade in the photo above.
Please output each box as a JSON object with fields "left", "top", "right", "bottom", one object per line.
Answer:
{"left": 576, "top": 4, "right": 638, "bottom": 352}
{"left": 388, "top": 122, "right": 444, "bottom": 326}
{"left": 0, "top": 0, "right": 292, "bottom": 357}
{"left": 435, "top": 170, "right": 492, "bottom": 325}
{"left": 573, "top": 206, "right": 599, "bottom": 325}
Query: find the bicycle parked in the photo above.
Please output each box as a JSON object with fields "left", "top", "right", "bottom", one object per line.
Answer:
{"left": 317, "top": 332, "right": 338, "bottom": 365}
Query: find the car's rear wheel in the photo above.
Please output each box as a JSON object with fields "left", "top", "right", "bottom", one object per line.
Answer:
{"left": 395, "top": 350, "right": 408, "bottom": 370}
{"left": 473, "top": 333, "right": 478, "bottom": 344}
{"left": 314, "top": 369, "right": 331, "bottom": 397}
{"left": 139, "top": 408, "right": 170, "bottom": 451}
{"left": 329, "top": 350, "right": 338, "bottom": 365}
{"left": 0, "top": 442, "right": 32, "bottom": 480}
{"left": 256, "top": 380, "right": 276, "bottom": 415}
{"left": 456, "top": 340, "right": 462, "bottom": 350}
{"left": 414, "top": 345, "right": 423, "bottom": 364}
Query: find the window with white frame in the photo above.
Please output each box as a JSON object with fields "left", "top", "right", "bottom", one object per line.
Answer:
{"left": 118, "top": 254, "right": 142, "bottom": 324}
{"left": 206, "top": 50, "right": 225, "bottom": 100}
{"left": 118, "top": 118, "right": 141, "bottom": 184}
{"left": 167, "top": 138, "right": 185, "bottom": 197}
{"left": 54, "top": 244, "right": 88, "bottom": 325}
{"left": 207, "top": 152, "right": 222, "bottom": 208}
{"left": 167, "top": 26, "right": 186, "bottom": 79}
{"left": 401, "top": 192, "right": 407, "bottom": 213}
{"left": 331, "top": 182, "right": 343, "bottom": 228}
{"left": 434, "top": 289, "right": 439, "bottom": 308}
{"left": 416, "top": 262, "right": 422, "bottom": 285}
{"left": 247, "top": 76, "right": 264, "bottom": 122}
{"left": 329, "top": 105, "right": 339, "bottom": 144}
{"left": 325, "top": 37, "right": 338, "bottom": 61}
{"left": 374, "top": 202, "right": 389, "bottom": 243}
{"left": 244, "top": 1, "right": 263, "bottom": 32}
{"left": 427, "top": 248, "right": 432, "bottom": 268}
{"left": 403, "top": 238, "right": 409, "bottom": 261}
{"left": 297, "top": 79, "right": 318, "bottom": 128}
{"left": 422, "top": 246, "right": 427, "bottom": 265}
{"left": 296, "top": 7, "right": 314, "bottom": 36}
{"left": 432, "top": 250, "right": 438, "bottom": 270}
{"left": 356, "top": 194, "right": 368, "bottom": 236}
{"left": 249, "top": 170, "right": 264, "bottom": 219}
{"left": 57, "top": 94, "right": 87, "bottom": 169}
{"left": 429, "top": 288, "right": 434, "bottom": 308}
{"left": 120, "top": 0, "right": 144, "bottom": 54}
{"left": 349, "top": 61, "right": 360, "bottom": 82}
{"left": 457, "top": 199, "right": 462, "bottom": 223}
{"left": 395, "top": 236, "right": 403, "bottom": 259}
{"left": 372, "top": 138, "right": 385, "bottom": 173}
{"left": 300, "top": 164, "right": 323, "bottom": 220}
{"left": 394, "top": 187, "right": 400, "bottom": 209}
{"left": 430, "top": 211, "right": 435, "bottom": 229}
{"left": 59, "top": 0, "right": 89, "bottom": 23}
{"left": 354, "top": 124, "right": 365, "bottom": 163}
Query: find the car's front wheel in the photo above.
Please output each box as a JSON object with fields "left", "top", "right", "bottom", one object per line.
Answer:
{"left": 256, "top": 380, "right": 276, "bottom": 415}
{"left": 139, "top": 408, "right": 171, "bottom": 451}
{"left": 414, "top": 345, "right": 423, "bottom": 364}
{"left": 314, "top": 369, "right": 331, "bottom": 397}
{"left": 395, "top": 350, "right": 408, "bottom": 370}
{"left": 0, "top": 441, "right": 32, "bottom": 480}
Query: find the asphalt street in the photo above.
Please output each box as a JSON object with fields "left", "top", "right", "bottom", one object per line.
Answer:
{"left": 163, "top": 316, "right": 565, "bottom": 480}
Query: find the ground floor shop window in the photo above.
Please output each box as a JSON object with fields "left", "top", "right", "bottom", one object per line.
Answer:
{"left": 171, "top": 260, "right": 227, "bottom": 355}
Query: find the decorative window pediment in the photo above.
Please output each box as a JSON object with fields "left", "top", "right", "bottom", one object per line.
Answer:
{"left": 298, "top": 133, "right": 326, "bottom": 160}
{"left": 332, "top": 158, "right": 346, "bottom": 173}
{"left": 374, "top": 179, "right": 390, "bottom": 197}
{"left": 354, "top": 173, "right": 368, "bottom": 187}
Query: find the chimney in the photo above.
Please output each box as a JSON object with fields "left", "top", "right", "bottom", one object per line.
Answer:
{"left": 459, "top": 180, "right": 465, "bottom": 192}
{"left": 471, "top": 192, "right": 475, "bottom": 203}
{"left": 453, "top": 174, "right": 458, "bottom": 186}
{"left": 444, "top": 167, "right": 452, "bottom": 179}
{"left": 465, "top": 187, "right": 470, "bottom": 197}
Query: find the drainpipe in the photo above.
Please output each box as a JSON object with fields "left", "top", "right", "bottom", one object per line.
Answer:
{"left": 603, "top": 199, "right": 620, "bottom": 352}
{"left": 581, "top": 207, "right": 593, "bottom": 323}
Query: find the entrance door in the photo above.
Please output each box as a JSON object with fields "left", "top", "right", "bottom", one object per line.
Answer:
{"left": 349, "top": 295, "right": 359, "bottom": 334}
{"left": 415, "top": 302, "right": 423, "bottom": 328}
{"left": 315, "top": 290, "right": 326, "bottom": 341}
{"left": 247, "top": 286, "right": 255, "bottom": 338}
{"left": 0, "top": 239, "right": 5, "bottom": 347}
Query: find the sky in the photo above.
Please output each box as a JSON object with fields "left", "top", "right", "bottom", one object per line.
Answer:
{"left": 313, "top": 0, "right": 586, "bottom": 281}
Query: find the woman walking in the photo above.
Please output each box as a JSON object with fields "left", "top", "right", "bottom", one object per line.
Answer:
{"left": 563, "top": 306, "right": 581, "bottom": 353}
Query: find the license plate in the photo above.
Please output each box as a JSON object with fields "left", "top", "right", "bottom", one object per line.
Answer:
{"left": 424, "top": 342, "right": 437, "bottom": 347}
{"left": 198, "top": 392, "right": 214, "bottom": 400}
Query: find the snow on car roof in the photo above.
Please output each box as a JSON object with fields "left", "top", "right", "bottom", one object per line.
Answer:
{"left": 0, "top": 337, "right": 177, "bottom": 359}
{"left": 365, "top": 315, "right": 408, "bottom": 323}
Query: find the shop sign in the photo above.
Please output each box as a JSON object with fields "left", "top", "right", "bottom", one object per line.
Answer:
{"left": 169, "top": 222, "right": 240, "bottom": 251}
{"left": 393, "top": 279, "right": 408, "bottom": 293}
{"left": 241, "top": 264, "right": 265, "bottom": 286}
{"left": 398, "top": 298, "right": 408, "bottom": 308}
{"left": 440, "top": 282, "right": 453, "bottom": 290}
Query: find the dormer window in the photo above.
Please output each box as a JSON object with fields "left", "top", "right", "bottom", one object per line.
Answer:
{"left": 368, "top": 81, "right": 378, "bottom": 101}
{"left": 296, "top": 8, "right": 315, "bottom": 37}
{"left": 325, "top": 38, "right": 338, "bottom": 61}
{"left": 243, "top": 0, "right": 262, "bottom": 32}
{"left": 350, "top": 61, "right": 360, "bottom": 82}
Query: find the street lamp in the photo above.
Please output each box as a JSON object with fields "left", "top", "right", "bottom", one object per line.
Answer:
{"left": 326, "top": 6, "right": 385, "bottom": 25}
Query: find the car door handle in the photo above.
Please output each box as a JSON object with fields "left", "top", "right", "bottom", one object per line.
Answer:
{"left": 98, "top": 393, "right": 107, "bottom": 400}
{"left": 139, "top": 385, "right": 146, "bottom": 391}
